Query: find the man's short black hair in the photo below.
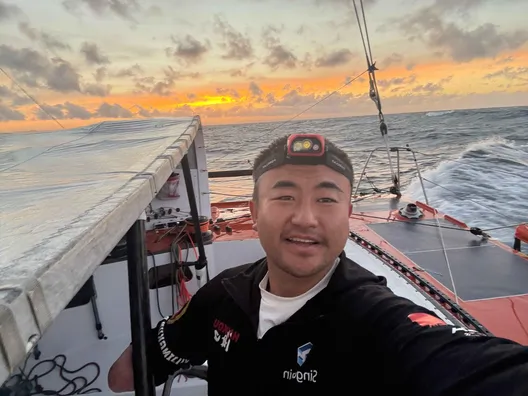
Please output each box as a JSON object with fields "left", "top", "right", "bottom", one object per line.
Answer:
{"left": 251, "top": 135, "right": 354, "bottom": 201}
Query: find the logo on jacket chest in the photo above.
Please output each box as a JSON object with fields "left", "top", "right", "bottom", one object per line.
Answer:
{"left": 213, "top": 318, "right": 240, "bottom": 352}
{"left": 283, "top": 342, "right": 318, "bottom": 383}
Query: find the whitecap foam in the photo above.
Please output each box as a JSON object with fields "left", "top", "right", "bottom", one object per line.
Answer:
{"left": 425, "top": 110, "right": 455, "bottom": 117}
{"left": 404, "top": 137, "right": 527, "bottom": 244}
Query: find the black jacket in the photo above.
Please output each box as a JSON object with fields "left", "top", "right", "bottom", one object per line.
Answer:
{"left": 146, "top": 252, "right": 528, "bottom": 395}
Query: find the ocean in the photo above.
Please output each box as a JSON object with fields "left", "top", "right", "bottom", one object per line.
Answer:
{"left": 204, "top": 106, "right": 528, "bottom": 245}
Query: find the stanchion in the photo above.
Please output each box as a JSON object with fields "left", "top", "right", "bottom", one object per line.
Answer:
{"left": 126, "top": 218, "right": 155, "bottom": 396}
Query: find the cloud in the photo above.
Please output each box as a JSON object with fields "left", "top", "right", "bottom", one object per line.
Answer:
{"left": 94, "top": 67, "right": 107, "bottom": 82}
{"left": 315, "top": 49, "right": 355, "bottom": 67}
{"left": 412, "top": 83, "right": 443, "bottom": 94}
{"left": 134, "top": 75, "right": 174, "bottom": 97}
{"left": 35, "top": 103, "right": 71, "bottom": 120}
{"left": 423, "top": 0, "right": 489, "bottom": 16}
{"left": 133, "top": 66, "right": 199, "bottom": 96}
{"left": 0, "top": 45, "right": 81, "bottom": 92}
{"left": 62, "top": 0, "right": 140, "bottom": 21}
{"left": 80, "top": 42, "right": 111, "bottom": 65}
{"left": 225, "top": 62, "right": 255, "bottom": 78}
{"left": 83, "top": 83, "right": 112, "bottom": 96}
{"left": 0, "top": 85, "right": 33, "bottom": 106}
{"left": 34, "top": 101, "right": 136, "bottom": 121}
{"left": 167, "top": 35, "right": 209, "bottom": 65}
{"left": 314, "top": 0, "right": 377, "bottom": 9}
{"left": 216, "top": 87, "right": 240, "bottom": 98}
{"left": 381, "top": 53, "right": 404, "bottom": 68}
{"left": 201, "top": 89, "right": 366, "bottom": 121}
{"left": 46, "top": 59, "right": 82, "bottom": 92}
{"left": 18, "top": 22, "right": 72, "bottom": 53}
{"left": 213, "top": 15, "right": 254, "bottom": 60}
{"left": 396, "top": 1, "right": 528, "bottom": 62}
{"left": 484, "top": 66, "right": 528, "bottom": 83}
{"left": 261, "top": 25, "right": 298, "bottom": 70}
{"left": 113, "top": 64, "right": 143, "bottom": 78}
{"left": 377, "top": 75, "right": 453, "bottom": 95}
{"left": 0, "top": 103, "right": 25, "bottom": 121}
{"left": 249, "top": 81, "right": 263, "bottom": 96}
{"left": 0, "top": 0, "right": 20, "bottom": 21}
{"left": 0, "top": 45, "right": 115, "bottom": 96}
{"left": 377, "top": 75, "right": 417, "bottom": 89}
{"left": 96, "top": 102, "right": 133, "bottom": 118}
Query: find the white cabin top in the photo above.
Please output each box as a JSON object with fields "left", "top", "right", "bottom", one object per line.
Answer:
{"left": 0, "top": 117, "right": 210, "bottom": 383}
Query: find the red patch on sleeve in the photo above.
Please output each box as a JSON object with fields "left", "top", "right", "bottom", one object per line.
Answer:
{"left": 408, "top": 312, "right": 446, "bottom": 327}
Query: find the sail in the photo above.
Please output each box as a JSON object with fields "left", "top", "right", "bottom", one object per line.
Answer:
{"left": 0, "top": 117, "right": 201, "bottom": 384}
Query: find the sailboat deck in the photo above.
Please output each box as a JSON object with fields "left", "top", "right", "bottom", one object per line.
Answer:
{"left": 207, "top": 195, "right": 528, "bottom": 345}
{"left": 368, "top": 219, "right": 528, "bottom": 301}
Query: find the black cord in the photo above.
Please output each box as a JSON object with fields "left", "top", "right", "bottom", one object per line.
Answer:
{"left": 170, "top": 240, "right": 177, "bottom": 315}
{"left": 1, "top": 354, "right": 101, "bottom": 396}
{"left": 148, "top": 250, "right": 165, "bottom": 318}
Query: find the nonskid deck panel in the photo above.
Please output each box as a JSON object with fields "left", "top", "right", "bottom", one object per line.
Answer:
{"left": 368, "top": 220, "right": 528, "bottom": 301}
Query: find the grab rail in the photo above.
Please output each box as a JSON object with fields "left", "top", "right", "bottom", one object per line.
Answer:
{"left": 208, "top": 169, "right": 252, "bottom": 178}
{"left": 162, "top": 365, "right": 208, "bottom": 396}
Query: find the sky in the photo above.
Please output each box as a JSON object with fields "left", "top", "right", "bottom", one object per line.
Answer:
{"left": 0, "top": 0, "right": 527, "bottom": 132}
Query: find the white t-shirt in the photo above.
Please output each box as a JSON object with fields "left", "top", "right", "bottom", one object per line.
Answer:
{"left": 257, "top": 258, "right": 340, "bottom": 339}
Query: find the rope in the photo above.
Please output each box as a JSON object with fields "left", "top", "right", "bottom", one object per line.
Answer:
{"left": 433, "top": 212, "right": 459, "bottom": 304}
{"left": 267, "top": 69, "right": 369, "bottom": 135}
{"left": 350, "top": 213, "right": 525, "bottom": 233}
{"left": 0, "top": 66, "right": 65, "bottom": 130}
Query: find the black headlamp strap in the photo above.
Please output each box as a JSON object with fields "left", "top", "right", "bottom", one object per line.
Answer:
{"left": 253, "top": 134, "right": 353, "bottom": 185}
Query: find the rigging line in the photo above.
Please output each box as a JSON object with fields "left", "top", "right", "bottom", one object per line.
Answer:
{"left": 348, "top": 212, "right": 527, "bottom": 233}
{"left": 482, "top": 223, "right": 526, "bottom": 232}
{"left": 0, "top": 66, "right": 65, "bottom": 130}
{"left": 414, "top": 158, "right": 459, "bottom": 304}
{"left": 349, "top": 213, "right": 463, "bottom": 230}
{"left": 433, "top": 208, "right": 459, "bottom": 305}
{"left": 267, "top": 69, "right": 369, "bottom": 134}
{"left": 208, "top": 69, "right": 369, "bottom": 165}
{"left": 351, "top": 0, "right": 398, "bottom": 190}
{"left": 351, "top": 0, "right": 370, "bottom": 67}
{"left": 419, "top": 171, "right": 460, "bottom": 304}
{"left": 391, "top": 134, "right": 460, "bottom": 305}
{"left": 359, "top": 0, "right": 374, "bottom": 69}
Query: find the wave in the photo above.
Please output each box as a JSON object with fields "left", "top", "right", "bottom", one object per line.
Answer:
{"left": 425, "top": 110, "right": 454, "bottom": 117}
{"left": 404, "top": 136, "right": 527, "bottom": 243}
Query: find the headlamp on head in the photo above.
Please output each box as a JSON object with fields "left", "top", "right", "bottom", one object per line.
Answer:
{"left": 253, "top": 133, "right": 354, "bottom": 186}
{"left": 287, "top": 134, "right": 325, "bottom": 157}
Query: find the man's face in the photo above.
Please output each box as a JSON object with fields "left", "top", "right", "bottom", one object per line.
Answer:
{"left": 249, "top": 164, "right": 352, "bottom": 281}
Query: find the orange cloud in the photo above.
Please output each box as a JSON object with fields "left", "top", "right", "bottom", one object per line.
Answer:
{"left": 1, "top": 49, "right": 527, "bottom": 132}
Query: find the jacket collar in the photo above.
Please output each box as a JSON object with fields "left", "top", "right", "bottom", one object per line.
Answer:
{"left": 221, "top": 251, "right": 375, "bottom": 331}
